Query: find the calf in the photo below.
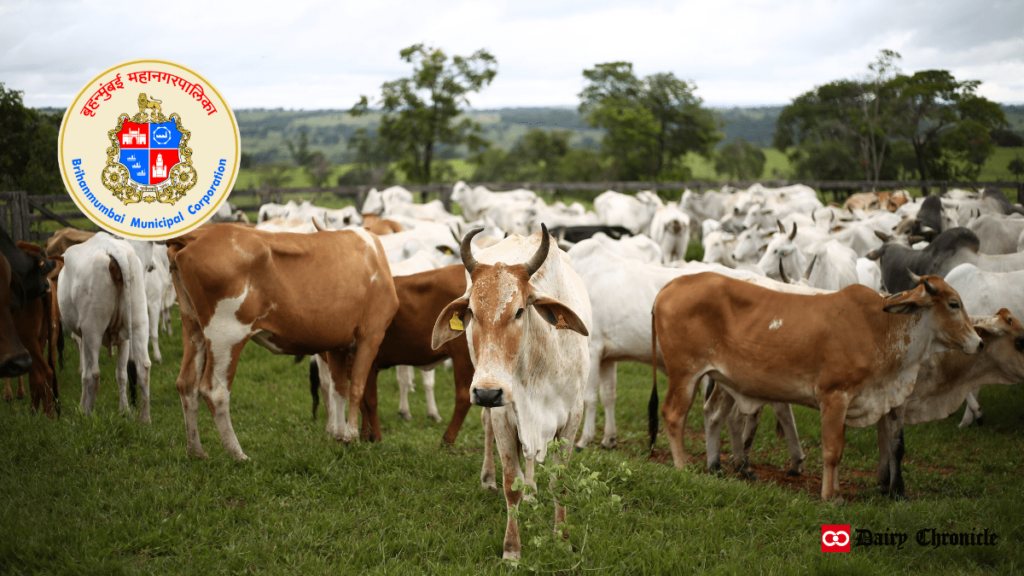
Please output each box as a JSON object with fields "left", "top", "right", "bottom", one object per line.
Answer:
{"left": 432, "top": 226, "right": 591, "bottom": 559}
{"left": 650, "top": 271, "right": 981, "bottom": 501}
{"left": 167, "top": 224, "right": 398, "bottom": 459}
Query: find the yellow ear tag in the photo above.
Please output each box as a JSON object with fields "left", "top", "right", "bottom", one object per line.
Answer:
{"left": 450, "top": 312, "right": 464, "bottom": 331}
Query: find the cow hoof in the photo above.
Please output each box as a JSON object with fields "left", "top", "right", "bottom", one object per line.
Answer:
{"left": 573, "top": 445, "right": 584, "bottom": 453}
{"left": 786, "top": 469, "right": 801, "bottom": 477}
{"left": 888, "top": 492, "right": 909, "bottom": 502}
{"left": 976, "top": 415, "right": 984, "bottom": 426}
{"left": 601, "top": 438, "right": 617, "bottom": 450}
{"left": 502, "top": 549, "right": 521, "bottom": 561}
{"left": 428, "top": 414, "right": 442, "bottom": 423}
{"left": 708, "top": 462, "right": 723, "bottom": 477}
{"left": 398, "top": 411, "right": 412, "bottom": 421}
{"left": 740, "top": 470, "right": 759, "bottom": 481}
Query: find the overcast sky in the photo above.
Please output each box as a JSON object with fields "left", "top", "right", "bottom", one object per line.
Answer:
{"left": 2, "top": 0, "right": 1022, "bottom": 111}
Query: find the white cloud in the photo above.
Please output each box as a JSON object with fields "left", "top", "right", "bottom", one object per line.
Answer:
{"left": 2, "top": 0, "right": 1021, "bottom": 110}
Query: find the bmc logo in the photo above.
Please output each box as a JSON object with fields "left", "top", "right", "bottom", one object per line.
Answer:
{"left": 822, "top": 525, "right": 851, "bottom": 552}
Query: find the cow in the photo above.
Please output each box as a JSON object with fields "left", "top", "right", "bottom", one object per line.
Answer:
{"left": 450, "top": 181, "right": 536, "bottom": 222}
{"left": 943, "top": 263, "right": 1024, "bottom": 427}
{"left": 58, "top": 233, "right": 151, "bottom": 421}
{"left": 549, "top": 225, "right": 632, "bottom": 245}
{"left": 868, "top": 227, "right": 1024, "bottom": 293}
{"left": 311, "top": 265, "right": 476, "bottom": 443}
{"left": 0, "top": 254, "right": 32, "bottom": 382}
{"left": 585, "top": 232, "right": 663, "bottom": 264}
{"left": 44, "top": 228, "right": 96, "bottom": 258}
{"left": 431, "top": 226, "right": 591, "bottom": 559}
{"left": 167, "top": 223, "right": 398, "bottom": 459}
{"left": 594, "top": 190, "right": 662, "bottom": 234}
{"left": 568, "top": 239, "right": 759, "bottom": 450}
{"left": 873, "top": 310, "right": 1024, "bottom": 496}
{"left": 967, "top": 213, "right": 1024, "bottom": 255}
{"left": 649, "top": 202, "right": 692, "bottom": 264}
{"left": 650, "top": 271, "right": 982, "bottom": 501}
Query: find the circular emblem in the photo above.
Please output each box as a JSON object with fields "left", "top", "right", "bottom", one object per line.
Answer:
{"left": 58, "top": 59, "right": 240, "bottom": 240}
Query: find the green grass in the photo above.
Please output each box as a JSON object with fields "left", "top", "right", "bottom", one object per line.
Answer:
{"left": 2, "top": 307, "right": 1023, "bottom": 574}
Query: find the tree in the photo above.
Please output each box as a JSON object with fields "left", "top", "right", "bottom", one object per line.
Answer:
{"left": 775, "top": 52, "right": 1007, "bottom": 183}
{"left": 470, "top": 129, "right": 577, "bottom": 182}
{"left": 715, "top": 138, "right": 766, "bottom": 180}
{"left": 578, "top": 62, "right": 721, "bottom": 181}
{"left": 899, "top": 70, "right": 1006, "bottom": 180}
{"left": 339, "top": 127, "right": 395, "bottom": 186}
{"left": 1010, "top": 155, "right": 1024, "bottom": 181}
{"left": 286, "top": 128, "right": 314, "bottom": 167}
{"left": 0, "top": 84, "right": 63, "bottom": 195}
{"left": 351, "top": 44, "right": 497, "bottom": 184}
{"left": 305, "top": 151, "right": 331, "bottom": 188}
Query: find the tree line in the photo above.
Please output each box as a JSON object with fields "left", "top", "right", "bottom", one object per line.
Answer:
{"left": 2, "top": 50, "right": 1023, "bottom": 197}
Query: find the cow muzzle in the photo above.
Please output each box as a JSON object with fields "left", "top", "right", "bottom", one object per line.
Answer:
{"left": 472, "top": 387, "right": 506, "bottom": 408}
{"left": 0, "top": 351, "right": 31, "bottom": 378}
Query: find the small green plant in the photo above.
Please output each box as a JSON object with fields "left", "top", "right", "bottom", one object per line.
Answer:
{"left": 508, "top": 438, "right": 632, "bottom": 573}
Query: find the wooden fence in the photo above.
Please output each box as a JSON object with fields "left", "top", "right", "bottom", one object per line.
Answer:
{"left": 2, "top": 179, "right": 1022, "bottom": 243}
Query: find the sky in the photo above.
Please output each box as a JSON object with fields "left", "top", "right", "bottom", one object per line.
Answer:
{"left": 2, "top": 0, "right": 1022, "bottom": 111}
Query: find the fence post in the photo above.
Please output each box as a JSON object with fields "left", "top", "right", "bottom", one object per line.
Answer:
{"left": 441, "top": 183, "right": 452, "bottom": 213}
{"left": 356, "top": 186, "right": 367, "bottom": 213}
{"left": 12, "top": 192, "right": 29, "bottom": 242}
{"left": 939, "top": 182, "right": 948, "bottom": 196}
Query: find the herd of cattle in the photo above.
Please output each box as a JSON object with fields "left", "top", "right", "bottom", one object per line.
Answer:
{"left": 3, "top": 180, "right": 1024, "bottom": 559}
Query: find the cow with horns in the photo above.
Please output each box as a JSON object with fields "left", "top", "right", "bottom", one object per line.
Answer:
{"left": 431, "top": 225, "right": 591, "bottom": 559}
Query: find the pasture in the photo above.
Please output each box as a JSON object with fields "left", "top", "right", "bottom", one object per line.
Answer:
{"left": 2, "top": 308, "right": 1023, "bottom": 574}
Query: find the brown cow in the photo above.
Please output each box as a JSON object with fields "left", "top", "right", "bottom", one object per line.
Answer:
{"left": 312, "top": 264, "right": 475, "bottom": 444}
{"left": 363, "top": 216, "right": 404, "bottom": 236}
{"left": 44, "top": 228, "right": 95, "bottom": 258}
{"left": 167, "top": 224, "right": 398, "bottom": 460}
{"left": 6, "top": 243, "right": 60, "bottom": 417}
{"left": 650, "top": 271, "right": 982, "bottom": 501}
{"left": 0, "top": 254, "right": 31, "bottom": 381}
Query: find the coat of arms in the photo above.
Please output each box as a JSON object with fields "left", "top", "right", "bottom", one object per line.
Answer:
{"left": 100, "top": 93, "right": 197, "bottom": 205}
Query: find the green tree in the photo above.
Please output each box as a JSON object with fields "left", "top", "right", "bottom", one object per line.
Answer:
{"left": 1010, "top": 156, "right": 1024, "bottom": 181}
{"left": 286, "top": 128, "right": 314, "bottom": 167}
{"left": 470, "top": 129, "right": 576, "bottom": 182}
{"left": 715, "top": 138, "right": 766, "bottom": 180}
{"left": 351, "top": 44, "right": 497, "bottom": 184}
{"left": 899, "top": 70, "right": 1006, "bottom": 180}
{"left": 579, "top": 63, "right": 721, "bottom": 181}
{"left": 775, "top": 52, "right": 1006, "bottom": 183}
{"left": 0, "top": 84, "right": 63, "bottom": 195}
{"left": 306, "top": 151, "right": 331, "bottom": 188}
{"left": 339, "top": 127, "right": 396, "bottom": 186}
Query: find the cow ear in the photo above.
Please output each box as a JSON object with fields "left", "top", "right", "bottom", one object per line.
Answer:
{"left": 531, "top": 295, "right": 589, "bottom": 337}
{"left": 431, "top": 297, "right": 469, "bottom": 350}
{"left": 883, "top": 301, "right": 921, "bottom": 315}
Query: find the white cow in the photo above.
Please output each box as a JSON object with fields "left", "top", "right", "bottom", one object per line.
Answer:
{"left": 432, "top": 227, "right": 591, "bottom": 560}
{"left": 594, "top": 190, "right": 662, "bottom": 234}
{"left": 943, "top": 263, "right": 1024, "bottom": 427}
{"left": 649, "top": 202, "right": 692, "bottom": 264}
{"left": 967, "top": 213, "right": 1024, "bottom": 255}
{"left": 58, "top": 233, "right": 152, "bottom": 421}
{"left": 588, "top": 232, "right": 663, "bottom": 264}
{"left": 568, "top": 240, "right": 760, "bottom": 449}
{"left": 361, "top": 186, "right": 415, "bottom": 216}
{"left": 450, "top": 181, "right": 537, "bottom": 222}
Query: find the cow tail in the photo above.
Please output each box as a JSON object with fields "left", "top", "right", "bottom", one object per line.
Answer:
{"left": 56, "top": 320, "right": 65, "bottom": 370}
{"left": 108, "top": 247, "right": 137, "bottom": 406}
{"left": 648, "top": 308, "right": 659, "bottom": 451}
{"left": 43, "top": 289, "right": 61, "bottom": 416}
{"left": 310, "top": 357, "right": 320, "bottom": 420}
{"left": 128, "top": 360, "right": 138, "bottom": 407}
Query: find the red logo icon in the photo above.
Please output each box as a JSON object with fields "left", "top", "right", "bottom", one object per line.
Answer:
{"left": 822, "top": 525, "right": 851, "bottom": 552}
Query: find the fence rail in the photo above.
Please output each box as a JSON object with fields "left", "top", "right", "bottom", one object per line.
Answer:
{"left": 2, "top": 179, "right": 1022, "bottom": 243}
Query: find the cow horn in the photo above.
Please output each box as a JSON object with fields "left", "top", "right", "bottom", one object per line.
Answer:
{"left": 789, "top": 222, "right": 798, "bottom": 241}
{"left": 311, "top": 217, "right": 326, "bottom": 232}
{"left": 461, "top": 228, "right": 484, "bottom": 273}
{"left": 777, "top": 219, "right": 785, "bottom": 234}
{"left": 907, "top": 269, "right": 922, "bottom": 285}
{"left": 524, "top": 223, "right": 550, "bottom": 277}
{"left": 778, "top": 260, "right": 791, "bottom": 284}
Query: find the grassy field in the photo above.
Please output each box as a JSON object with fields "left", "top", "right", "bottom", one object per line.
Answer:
{"left": 2, "top": 306, "right": 1023, "bottom": 574}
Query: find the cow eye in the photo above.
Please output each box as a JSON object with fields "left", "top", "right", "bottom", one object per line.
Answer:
{"left": 1016, "top": 337, "right": 1024, "bottom": 353}
{"left": 515, "top": 308, "right": 524, "bottom": 320}
{"left": 949, "top": 301, "right": 960, "bottom": 310}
